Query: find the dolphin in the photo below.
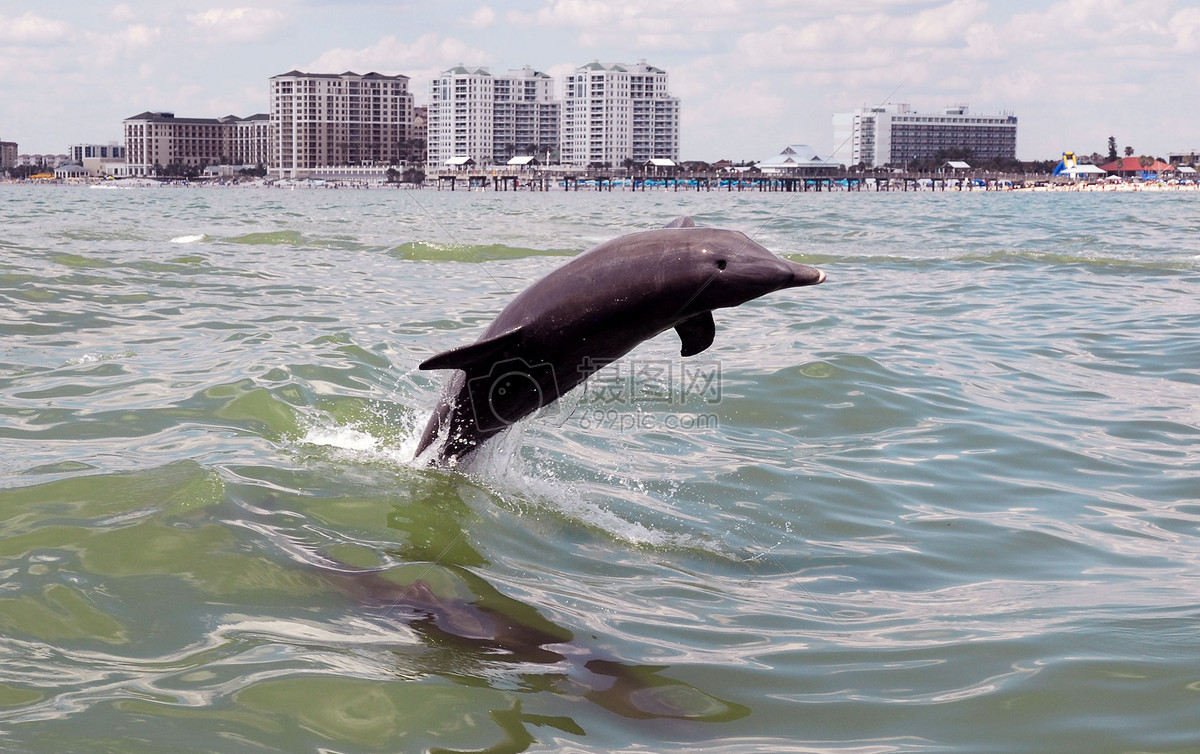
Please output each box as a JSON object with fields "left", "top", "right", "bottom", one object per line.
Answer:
{"left": 416, "top": 216, "right": 826, "bottom": 464}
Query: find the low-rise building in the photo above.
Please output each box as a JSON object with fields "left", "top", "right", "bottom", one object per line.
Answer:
{"left": 756, "top": 145, "right": 834, "bottom": 174}
{"left": 17, "top": 154, "right": 70, "bottom": 169}
{"left": 1168, "top": 150, "right": 1199, "bottom": 166}
{"left": 54, "top": 163, "right": 89, "bottom": 180}
{"left": 69, "top": 142, "right": 128, "bottom": 177}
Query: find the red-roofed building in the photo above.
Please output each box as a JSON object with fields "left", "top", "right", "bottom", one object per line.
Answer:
{"left": 1099, "top": 157, "right": 1174, "bottom": 177}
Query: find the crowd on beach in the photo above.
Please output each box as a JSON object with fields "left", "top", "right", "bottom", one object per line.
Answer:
{"left": 1019, "top": 179, "right": 1200, "bottom": 192}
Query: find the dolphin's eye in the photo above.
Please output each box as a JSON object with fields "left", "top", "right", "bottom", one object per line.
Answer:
{"left": 717, "top": 259, "right": 727, "bottom": 271}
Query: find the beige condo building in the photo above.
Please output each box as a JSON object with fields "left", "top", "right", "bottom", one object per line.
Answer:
{"left": 123, "top": 112, "right": 270, "bottom": 176}
{"left": 269, "top": 70, "right": 414, "bottom": 179}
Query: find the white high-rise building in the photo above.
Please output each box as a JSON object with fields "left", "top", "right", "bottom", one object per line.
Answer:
{"left": 559, "top": 61, "right": 681, "bottom": 168}
{"left": 492, "top": 66, "right": 560, "bottom": 165}
{"left": 269, "top": 70, "right": 413, "bottom": 179}
{"left": 427, "top": 66, "right": 560, "bottom": 169}
{"left": 832, "top": 103, "right": 1018, "bottom": 168}
{"left": 561, "top": 61, "right": 679, "bottom": 168}
{"left": 427, "top": 67, "right": 495, "bottom": 169}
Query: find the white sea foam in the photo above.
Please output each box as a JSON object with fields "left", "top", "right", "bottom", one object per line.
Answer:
{"left": 303, "top": 424, "right": 380, "bottom": 453}
{"left": 64, "top": 350, "right": 134, "bottom": 366}
{"left": 299, "top": 420, "right": 419, "bottom": 468}
{"left": 299, "top": 407, "right": 707, "bottom": 552}
{"left": 458, "top": 426, "right": 710, "bottom": 552}
{"left": 169, "top": 234, "right": 207, "bottom": 244}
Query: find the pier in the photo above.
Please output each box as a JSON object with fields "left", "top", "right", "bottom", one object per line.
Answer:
{"left": 431, "top": 166, "right": 1035, "bottom": 192}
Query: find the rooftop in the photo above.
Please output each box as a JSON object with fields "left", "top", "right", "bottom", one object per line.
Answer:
{"left": 270, "top": 70, "right": 410, "bottom": 81}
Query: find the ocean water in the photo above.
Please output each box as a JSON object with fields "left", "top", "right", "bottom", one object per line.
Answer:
{"left": 1, "top": 183, "right": 1199, "bottom": 753}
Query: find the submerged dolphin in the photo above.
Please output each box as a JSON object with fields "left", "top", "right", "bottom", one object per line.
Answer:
{"left": 416, "top": 216, "right": 826, "bottom": 464}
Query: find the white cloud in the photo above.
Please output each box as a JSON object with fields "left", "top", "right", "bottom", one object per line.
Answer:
{"left": 733, "top": 0, "right": 987, "bottom": 67}
{"left": 521, "top": 0, "right": 639, "bottom": 28}
{"left": 89, "top": 24, "right": 163, "bottom": 66}
{"left": 909, "top": 0, "right": 986, "bottom": 44}
{"left": 0, "top": 11, "right": 69, "bottom": 43}
{"left": 110, "top": 4, "right": 136, "bottom": 23}
{"left": 513, "top": 0, "right": 757, "bottom": 48}
{"left": 1170, "top": 6, "right": 1200, "bottom": 51}
{"left": 306, "top": 33, "right": 492, "bottom": 84}
{"left": 186, "top": 7, "right": 288, "bottom": 42}
{"left": 465, "top": 5, "right": 498, "bottom": 29}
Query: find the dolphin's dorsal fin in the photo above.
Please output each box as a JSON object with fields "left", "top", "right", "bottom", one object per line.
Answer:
{"left": 663, "top": 216, "right": 696, "bottom": 229}
{"left": 675, "top": 312, "right": 715, "bottom": 357}
{"left": 420, "top": 327, "right": 524, "bottom": 371}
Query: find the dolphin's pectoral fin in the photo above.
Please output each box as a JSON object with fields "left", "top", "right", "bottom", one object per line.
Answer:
{"left": 662, "top": 216, "right": 696, "bottom": 229}
{"left": 675, "top": 312, "right": 715, "bottom": 357}
{"left": 419, "top": 326, "right": 524, "bottom": 371}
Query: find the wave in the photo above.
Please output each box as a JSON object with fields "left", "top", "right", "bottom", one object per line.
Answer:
{"left": 783, "top": 250, "right": 1198, "bottom": 272}
{"left": 389, "top": 242, "right": 576, "bottom": 262}
{"left": 224, "top": 230, "right": 305, "bottom": 246}
{"left": 223, "top": 231, "right": 370, "bottom": 251}
{"left": 956, "top": 249, "right": 1198, "bottom": 270}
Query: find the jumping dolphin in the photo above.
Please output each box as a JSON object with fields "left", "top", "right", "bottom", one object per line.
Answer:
{"left": 416, "top": 217, "right": 826, "bottom": 464}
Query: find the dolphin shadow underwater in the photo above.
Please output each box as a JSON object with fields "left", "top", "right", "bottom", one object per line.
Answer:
{"left": 415, "top": 216, "right": 826, "bottom": 465}
{"left": 321, "top": 559, "right": 750, "bottom": 728}
{"left": 278, "top": 478, "right": 747, "bottom": 734}
{"left": 261, "top": 477, "right": 744, "bottom": 734}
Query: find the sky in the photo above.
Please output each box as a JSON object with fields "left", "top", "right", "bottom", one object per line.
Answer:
{"left": 3, "top": 0, "right": 1199, "bottom": 162}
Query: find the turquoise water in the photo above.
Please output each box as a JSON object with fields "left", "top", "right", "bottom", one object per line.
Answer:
{"left": 2, "top": 183, "right": 1199, "bottom": 752}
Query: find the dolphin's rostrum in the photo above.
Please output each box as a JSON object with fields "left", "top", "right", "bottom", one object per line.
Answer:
{"left": 416, "top": 217, "right": 826, "bottom": 464}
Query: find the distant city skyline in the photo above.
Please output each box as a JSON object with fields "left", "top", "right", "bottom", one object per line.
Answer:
{"left": 3, "top": 1, "right": 1198, "bottom": 161}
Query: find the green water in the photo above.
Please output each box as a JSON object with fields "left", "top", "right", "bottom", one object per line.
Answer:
{"left": 1, "top": 184, "right": 1199, "bottom": 752}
